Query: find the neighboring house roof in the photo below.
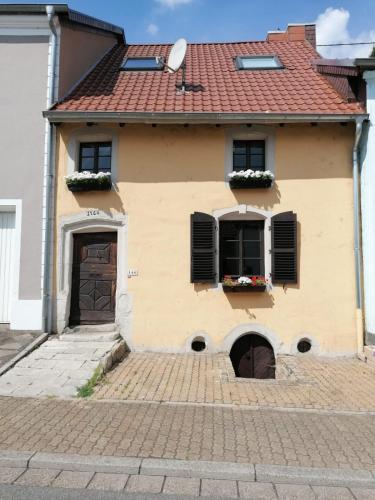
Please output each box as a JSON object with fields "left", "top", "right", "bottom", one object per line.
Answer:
{"left": 0, "top": 4, "right": 124, "bottom": 41}
{"left": 50, "top": 39, "right": 365, "bottom": 119}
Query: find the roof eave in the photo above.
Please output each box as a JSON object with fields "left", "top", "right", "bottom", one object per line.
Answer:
{"left": 43, "top": 111, "right": 368, "bottom": 124}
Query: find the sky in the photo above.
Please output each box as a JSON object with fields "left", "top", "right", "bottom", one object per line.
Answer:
{"left": 2, "top": 0, "right": 375, "bottom": 57}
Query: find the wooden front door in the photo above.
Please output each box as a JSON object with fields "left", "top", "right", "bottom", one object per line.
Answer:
{"left": 230, "top": 334, "right": 275, "bottom": 379}
{"left": 70, "top": 232, "right": 117, "bottom": 325}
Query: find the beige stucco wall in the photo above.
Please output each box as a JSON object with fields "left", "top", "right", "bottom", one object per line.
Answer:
{"left": 55, "top": 123, "right": 357, "bottom": 355}
{"left": 58, "top": 24, "right": 118, "bottom": 98}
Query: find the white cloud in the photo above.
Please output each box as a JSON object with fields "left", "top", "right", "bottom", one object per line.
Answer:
{"left": 146, "top": 23, "right": 159, "bottom": 35}
{"left": 155, "top": 0, "right": 193, "bottom": 9}
{"left": 315, "top": 7, "right": 375, "bottom": 59}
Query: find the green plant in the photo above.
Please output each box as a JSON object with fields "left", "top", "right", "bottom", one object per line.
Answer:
{"left": 77, "top": 366, "right": 105, "bottom": 398}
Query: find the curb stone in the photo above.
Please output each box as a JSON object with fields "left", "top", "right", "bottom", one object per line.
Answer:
{"left": 141, "top": 458, "right": 255, "bottom": 481}
{"left": 0, "top": 450, "right": 35, "bottom": 468}
{"left": 255, "top": 464, "right": 375, "bottom": 488}
{"left": 29, "top": 452, "right": 141, "bottom": 474}
{"left": 1, "top": 450, "right": 375, "bottom": 488}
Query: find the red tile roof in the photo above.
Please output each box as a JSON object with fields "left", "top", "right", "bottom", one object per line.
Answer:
{"left": 54, "top": 40, "right": 364, "bottom": 115}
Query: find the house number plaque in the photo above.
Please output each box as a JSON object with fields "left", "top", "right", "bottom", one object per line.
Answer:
{"left": 86, "top": 209, "right": 100, "bottom": 216}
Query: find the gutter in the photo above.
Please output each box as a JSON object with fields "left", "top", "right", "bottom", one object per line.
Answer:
{"left": 353, "top": 117, "right": 365, "bottom": 355}
{"left": 41, "top": 5, "right": 58, "bottom": 334}
{"left": 43, "top": 110, "right": 368, "bottom": 124}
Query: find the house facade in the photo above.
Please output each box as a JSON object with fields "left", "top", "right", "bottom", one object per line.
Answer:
{"left": 0, "top": 4, "right": 124, "bottom": 331}
{"left": 46, "top": 24, "right": 367, "bottom": 364}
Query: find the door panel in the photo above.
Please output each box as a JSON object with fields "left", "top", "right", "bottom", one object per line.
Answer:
{"left": 230, "top": 334, "right": 275, "bottom": 379}
{"left": 70, "top": 232, "right": 117, "bottom": 325}
{"left": 0, "top": 212, "right": 15, "bottom": 323}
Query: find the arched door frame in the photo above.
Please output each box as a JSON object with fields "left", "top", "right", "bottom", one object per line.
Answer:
{"left": 56, "top": 211, "right": 131, "bottom": 341}
{"left": 221, "top": 322, "right": 285, "bottom": 355}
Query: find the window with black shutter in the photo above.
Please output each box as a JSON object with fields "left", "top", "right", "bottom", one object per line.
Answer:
{"left": 271, "top": 212, "right": 297, "bottom": 283}
{"left": 219, "top": 220, "right": 265, "bottom": 280}
{"left": 233, "top": 140, "right": 265, "bottom": 171}
{"left": 79, "top": 142, "right": 112, "bottom": 173}
{"left": 190, "top": 212, "right": 217, "bottom": 283}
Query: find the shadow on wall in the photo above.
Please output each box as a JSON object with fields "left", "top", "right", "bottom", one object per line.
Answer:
{"left": 231, "top": 183, "right": 281, "bottom": 211}
{"left": 71, "top": 185, "right": 125, "bottom": 213}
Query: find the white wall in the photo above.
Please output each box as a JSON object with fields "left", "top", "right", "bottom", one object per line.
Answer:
{"left": 361, "top": 70, "right": 375, "bottom": 344}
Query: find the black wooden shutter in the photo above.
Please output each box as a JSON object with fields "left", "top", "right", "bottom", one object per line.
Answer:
{"left": 271, "top": 211, "right": 297, "bottom": 284}
{"left": 190, "top": 212, "right": 217, "bottom": 283}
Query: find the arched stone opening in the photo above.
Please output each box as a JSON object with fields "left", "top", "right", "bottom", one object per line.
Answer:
{"left": 230, "top": 333, "right": 276, "bottom": 379}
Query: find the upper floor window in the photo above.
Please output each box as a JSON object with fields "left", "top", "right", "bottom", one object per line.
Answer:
{"left": 79, "top": 142, "right": 112, "bottom": 173}
{"left": 233, "top": 140, "right": 265, "bottom": 172}
{"left": 236, "top": 55, "right": 282, "bottom": 70}
{"left": 121, "top": 57, "right": 163, "bottom": 71}
{"left": 219, "top": 220, "right": 265, "bottom": 280}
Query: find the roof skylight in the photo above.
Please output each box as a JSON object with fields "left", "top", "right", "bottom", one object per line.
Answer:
{"left": 236, "top": 55, "right": 283, "bottom": 70}
{"left": 121, "top": 57, "right": 164, "bottom": 71}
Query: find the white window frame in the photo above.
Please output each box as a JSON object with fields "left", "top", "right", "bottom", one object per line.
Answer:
{"left": 67, "top": 126, "right": 119, "bottom": 183}
{"left": 224, "top": 125, "right": 276, "bottom": 187}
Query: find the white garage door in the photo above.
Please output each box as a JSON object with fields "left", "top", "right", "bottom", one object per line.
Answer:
{"left": 0, "top": 212, "right": 15, "bottom": 323}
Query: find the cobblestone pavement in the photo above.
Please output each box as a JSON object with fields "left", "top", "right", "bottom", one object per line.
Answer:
{"left": 94, "top": 353, "right": 375, "bottom": 412}
{"left": 1, "top": 467, "right": 375, "bottom": 498}
{"left": 1, "top": 397, "right": 375, "bottom": 471}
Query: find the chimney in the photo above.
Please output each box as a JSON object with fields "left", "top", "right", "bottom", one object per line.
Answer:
{"left": 267, "top": 23, "right": 316, "bottom": 49}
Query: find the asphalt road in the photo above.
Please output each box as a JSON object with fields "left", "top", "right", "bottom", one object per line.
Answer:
{"left": 0, "top": 484, "right": 230, "bottom": 500}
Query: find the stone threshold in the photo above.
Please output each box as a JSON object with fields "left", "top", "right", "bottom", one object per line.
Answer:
{"left": 1, "top": 450, "right": 374, "bottom": 488}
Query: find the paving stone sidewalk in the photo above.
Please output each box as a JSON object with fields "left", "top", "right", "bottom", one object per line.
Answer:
{"left": 1, "top": 397, "right": 375, "bottom": 471}
{"left": 94, "top": 352, "right": 375, "bottom": 412}
{"left": 1, "top": 466, "right": 375, "bottom": 498}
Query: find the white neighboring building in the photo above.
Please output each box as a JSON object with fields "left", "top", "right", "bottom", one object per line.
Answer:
{"left": 0, "top": 4, "right": 124, "bottom": 332}
{"left": 356, "top": 59, "right": 375, "bottom": 346}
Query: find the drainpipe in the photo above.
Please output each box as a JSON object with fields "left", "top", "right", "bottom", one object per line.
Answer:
{"left": 353, "top": 117, "right": 365, "bottom": 355}
{"left": 41, "top": 5, "right": 58, "bottom": 333}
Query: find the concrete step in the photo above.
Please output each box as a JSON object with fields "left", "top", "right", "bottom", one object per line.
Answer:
{"left": 66, "top": 323, "right": 118, "bottom": 334}
{"left": 59, "top": 331, "right": 120, "bottom": 343}
{"left": 364, "top": 346, "right": 375, "bottom": 365}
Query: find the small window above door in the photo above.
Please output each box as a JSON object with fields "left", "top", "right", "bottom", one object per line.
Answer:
{"left": 79, "top": 142, "right": 112, "bottom": 174}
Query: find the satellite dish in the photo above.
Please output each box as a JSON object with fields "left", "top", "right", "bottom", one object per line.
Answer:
{"left": 167, "top": 38, "right": 187, "bottom": 74}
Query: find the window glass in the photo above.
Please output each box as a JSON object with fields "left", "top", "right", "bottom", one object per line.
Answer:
{"left": 220, "top": 221, "right": 264, "bottom": 279}
{"left": 243, "top": 242, "right": 261, "bottom": 258}
{"left": 98, "top": 156, "right": 111, "bottom": 171}
{"left": 80, "top": 157, "right": 95, "bottom": 171}
{"left": 79, "top": 142, "right": 112, "bottom": 173}
{"left": 81, "top": 146, "right": 95, "bottom": 158}
{"left": 237, "top": 56, "right": 282, "bottom": 69}
{"left": 243, "top": 259, "right": 261, "bottom": 275}
{"left": 122, "top": 57, "right": 163, "bottom": 70}
{"left": 223, "top": 241, "right": 239, "bottom": 258}
{"left": 232, "top": 140, "right": 265, "bottom": 172}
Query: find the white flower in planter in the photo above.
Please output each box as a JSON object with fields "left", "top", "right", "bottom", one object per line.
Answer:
{"left": 228, "top": 169, "right": 274, "bottom": 180}
{"left": 238, "top": 276, "right": 252, "bottom": 284}
{"left": 64, "top": 171, "right": 111, "bottom": 182}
